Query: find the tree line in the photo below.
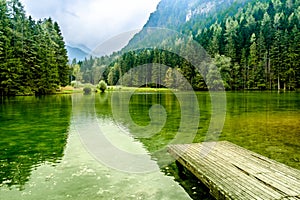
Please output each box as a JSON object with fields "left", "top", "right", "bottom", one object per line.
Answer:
{"left": 0, "top": 0, "right": 69, "bottom": 96}
{"left": 70, "top": 55, "right": 114, "bottom": 86}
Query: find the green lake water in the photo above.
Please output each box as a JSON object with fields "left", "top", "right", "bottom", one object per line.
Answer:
{"left": 0, "top": 92, "right": 299, "bottom": 199}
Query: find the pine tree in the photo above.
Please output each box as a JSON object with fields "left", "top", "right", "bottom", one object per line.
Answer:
{"left": 248, "top": 33, "right": 258, "bottom": 88}
{"left": 281, "top": 29, "right": 290, "bottom": 90}
{"left": 261, "top": 12, "right": 274, "bottom": 88}
{"left": 257, "top": 31, "right": 268, "bottom": 89}
{"left": 208, "top": 22, "right": 222, "bottom": 56}
{"left": 53, "top": 21, "right": 69, "bottom": 86}
{"left": 240, "top": 48, "right": 248, "bottom": 89}
{"left": 0, "top": 0, "right": 11, "bottom": 95}
{"left": 224, "top": 17, "right": 238, "bottom": 62}
{"left": 271, "top": 29, "right": 283, "bottom": 90}
{"left": 289, "top": 25, "right": 300, "bottom": 88}
{"left": 212, "top": 54, "right": 231, "bottom": 90}
{"left": 4, "top": 0, "right": 28, "bottom": 95}
{"left": 164, "top": 67, "right": 174, "bottom": 88}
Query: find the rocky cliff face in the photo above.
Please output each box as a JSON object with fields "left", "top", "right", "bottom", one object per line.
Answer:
{"left": 142, "top": 0, "right": 247, "bottom": 28}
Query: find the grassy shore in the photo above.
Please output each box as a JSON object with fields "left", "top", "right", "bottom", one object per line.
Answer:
{"left": 107, "top": 86, "right": 173, "bottom": 92}
{"left": 58, "top": 85, "right": 174, "bottom": 94}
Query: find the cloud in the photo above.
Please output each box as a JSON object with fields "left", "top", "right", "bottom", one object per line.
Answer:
{"left": 21, "top": 0, "right": 160, "bottom": 50}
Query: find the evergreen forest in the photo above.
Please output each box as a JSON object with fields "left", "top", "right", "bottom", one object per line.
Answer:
{"left": 0, "top": 0, "right": 69, "bottom": 96}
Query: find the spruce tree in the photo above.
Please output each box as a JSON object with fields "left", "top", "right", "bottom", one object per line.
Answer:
{"left": 0, "top": 0, "right": 10, "bottom": 95}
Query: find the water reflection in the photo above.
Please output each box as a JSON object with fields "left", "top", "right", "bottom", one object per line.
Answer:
{"left": 94, "top": 91, "right": 206, "bottom": 168}
{"left": 0, "top": 96, "right": 72, "bottom": 190}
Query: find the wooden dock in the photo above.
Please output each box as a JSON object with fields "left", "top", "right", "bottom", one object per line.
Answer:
{"left": 168, "top": 141, "right": 300, "bottom": 200}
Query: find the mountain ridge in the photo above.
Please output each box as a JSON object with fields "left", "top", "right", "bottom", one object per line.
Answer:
{"left": 66, "top": 44, "right": 90, "bottom": 61}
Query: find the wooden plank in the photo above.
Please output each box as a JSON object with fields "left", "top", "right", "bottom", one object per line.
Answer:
{"left": 168, "top": 141, "right": 300, "bottom": 200}
{"left": 184, "top": 145, "right": 279, "bottom": 199}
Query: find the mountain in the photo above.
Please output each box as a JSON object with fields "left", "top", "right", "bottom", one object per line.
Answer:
{"left": 143, "top": 0, "right": 246, "bottom": 29}
{"left": 125, "top": 0, "right": 249, "bottom": 49}
{"left": 66, "top": 45, "right": 91, "bottom": 61}
{"left": 72, "top": 43, "right": 91, "bottom": 54}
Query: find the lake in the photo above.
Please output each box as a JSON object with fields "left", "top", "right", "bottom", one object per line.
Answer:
{"left": 0, "top": 91, "right": 299, "bottom": 199}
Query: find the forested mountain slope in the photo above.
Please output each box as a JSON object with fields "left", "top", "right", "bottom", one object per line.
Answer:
{"left": 77, "top": 0, "right": 300, "bottom": 91}
{"left": 126, "top": 0, "right": 249, "bottom": 50}
{"left": 192, "top": 0, "right": 300, "bottom": 90}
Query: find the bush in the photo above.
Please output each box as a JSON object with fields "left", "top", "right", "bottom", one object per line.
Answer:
{"left": 71, "top": 81, "right": 77, "bottom": 87}
{"left": 98, "top": 80, "right": 107, "bottom": 93}
{"left": 83, "top": 87, "right": 92, "bottom": 95}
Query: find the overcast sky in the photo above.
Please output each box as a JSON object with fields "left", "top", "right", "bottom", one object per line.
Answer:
{"left": 20, "top": 0, "right": 161, "bottom": 50}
